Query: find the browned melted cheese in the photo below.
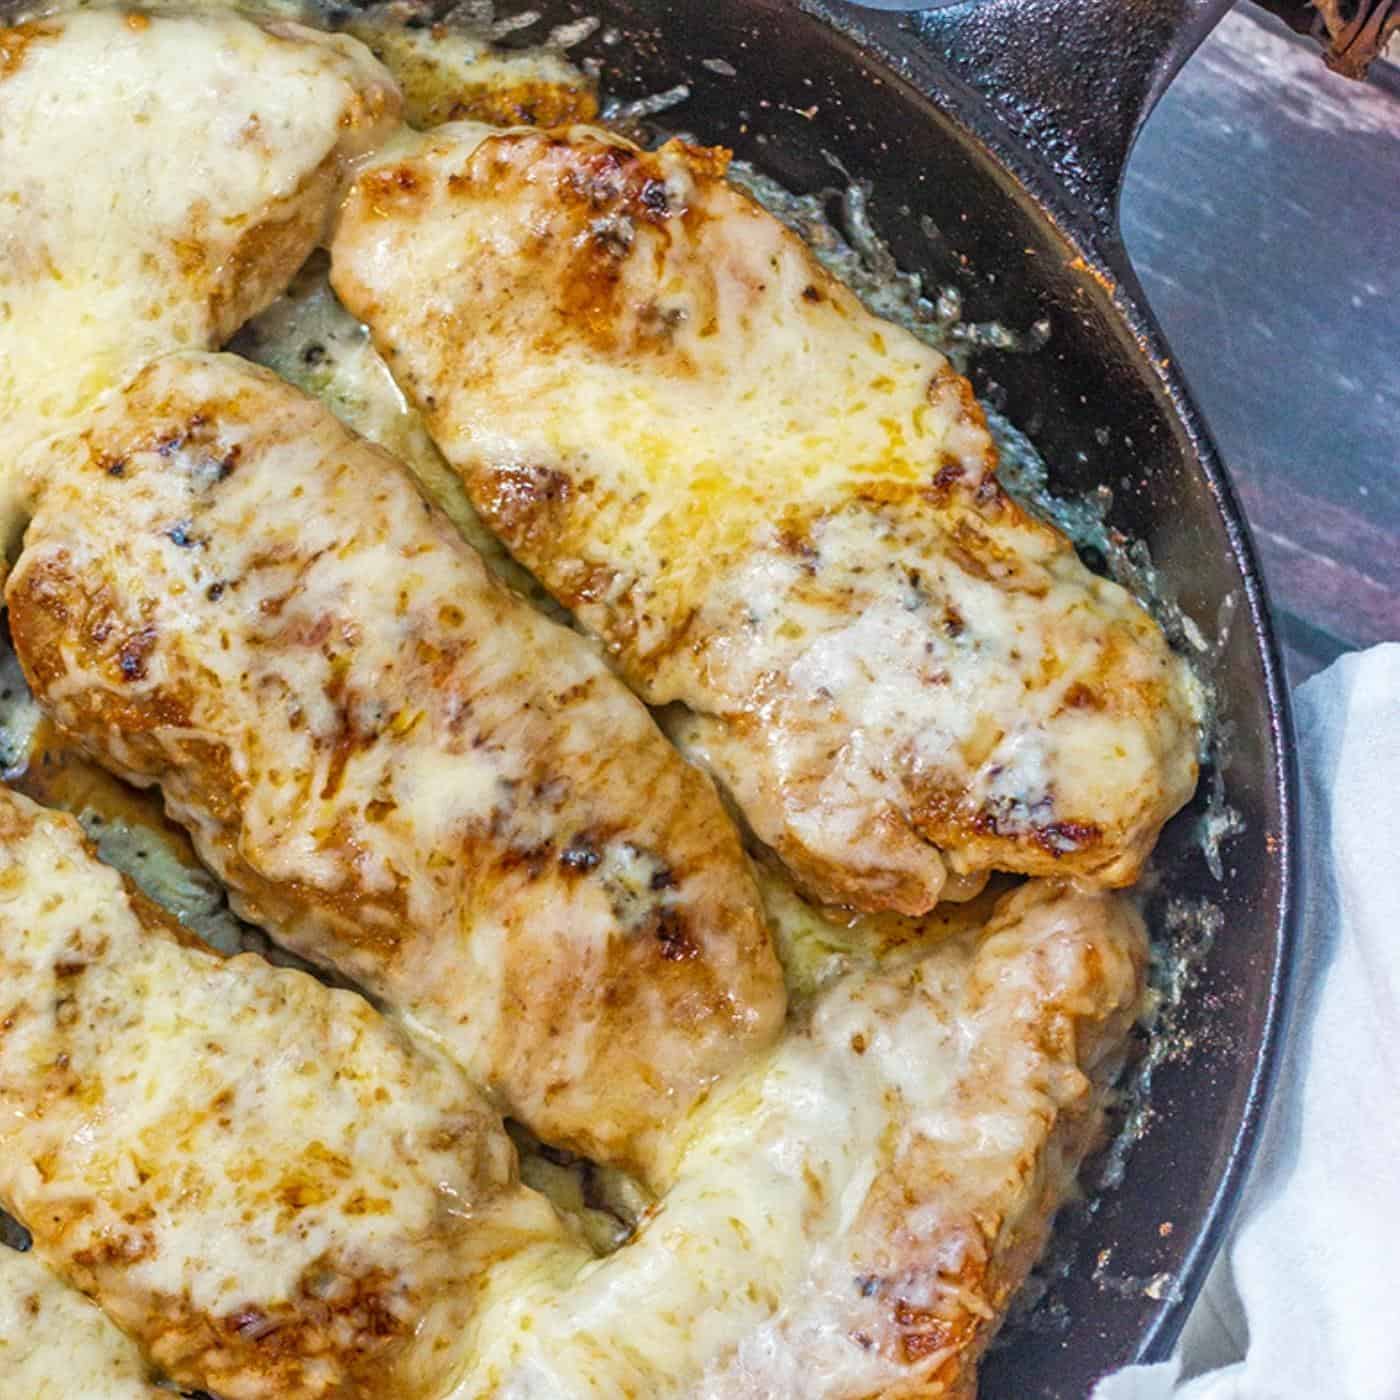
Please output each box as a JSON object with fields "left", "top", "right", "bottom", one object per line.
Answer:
{"left": 6, "top": 352, "right": 784, "bottom": 1183}
{"left": 342, "top": 15, "right": 598, "bottom": 129}
{"left": 0, "top": 786, "right": 572, "bottom": 1400}
{"left": 0, "top": 24, "right": 1175, "bottom": 1396}
{"left": 331, "top": 124, "right": 1204, "bottom": 917}
{"left": 0, "top": 798, "right": 1145, "bottom": 1400}
{"left": 0, "top": 1244, "right": 163, "bottom": 1399}
{"left": 453, "top": 882, "right": 1148, "bottom": 1398}
{"left": 0, "top": 8, "right": 400, "bottom": 553}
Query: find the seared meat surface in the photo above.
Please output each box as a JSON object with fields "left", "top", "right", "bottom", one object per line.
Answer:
{"left": 332, "top": 124, "right": 1202, "bottom": 915}
{"left": 454, "top": 881, "right": 1148, "bottom": 1399}
{"left": 6, "top": 353, "right": 784, "bottom": 1182}
{"left": 0, "top": 786, "right": 568, "bottom": 1400}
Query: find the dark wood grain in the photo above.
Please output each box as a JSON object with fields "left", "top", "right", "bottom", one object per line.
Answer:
{"left": 1121, "top": 7, "right": 1400, "bottom": 682}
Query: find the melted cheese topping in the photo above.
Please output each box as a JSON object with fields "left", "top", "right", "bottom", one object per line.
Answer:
{"left": 751, "top": 851, "right": 1003, "bottom": 1004}
{"left": 0, "top": 786, "right": 570, "bottom": 1400}
{"left": 0, "top": 7, "right": 399, "bottom": 552}
{"left": 7, "top": 352, "right": 784, "bottom": 1182}
{"left": 0, "top": 779, "right": 1147, "bottom": 1400}
{"left": 7, "top": 716, "right": 253, "bottom": 954}
{"left": 450, "top": 881, "right": 1147, "bottom": 1398}
{"left": 0, "top": 20, "right": 1175, "bottom": 1394}
{"left": 233, "top": 254, "right": 552, "bottom": 607}
{"left": 0, "top": 1245, "right": 162, "bottom": 1399}
{"left": 343, "top": 11, "right": 597, "bottom": 130}
{"left": 331, "top": 124, "right": 1203, "bottom": 916}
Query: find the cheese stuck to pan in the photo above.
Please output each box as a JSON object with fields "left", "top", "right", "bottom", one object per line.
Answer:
{"left": 343, "top": 9, "right": 598, "bottom": 129}
{"left": 6, "top": 351, "right": 784, "bottom": 1184}
{"left": 0, "top": 1243, "right": 163, "bottom": 1400}
{"left": 453, "top": 881, "right": 1148, "bottom": 1399}
{"left": 331, "top": 123, "right": 1203, "bottom": 916}
{"left": 0, "top": 7, "right": 400, "bottom": 553}
{"left": 0, "top": 785, "right": 569, "bottom": 1400}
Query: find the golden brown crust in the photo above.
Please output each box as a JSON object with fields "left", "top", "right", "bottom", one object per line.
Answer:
{"left": 0, "top": 786, "right": 562, "bottom": 1400}
{"left": 332, "top": 125, "right": 1203, "bottom": 918}
{"left": 0, "top": 19, "right": 60, "bottom": 78}
{"left": 7, "top": 352, "right": 784, "bottom": 1184}
{"left": 454, "top": 880, "right": 1147, "bottom": 1398}
{"left": 439, "top": 77, "right": 597, "bottom": 128}
{"left": 342, "top": 18, "right": 598, "bottom": 130}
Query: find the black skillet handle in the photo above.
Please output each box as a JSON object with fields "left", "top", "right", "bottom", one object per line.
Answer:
{"left": 900, "top": 0, "right": 1234, "bottom": 239}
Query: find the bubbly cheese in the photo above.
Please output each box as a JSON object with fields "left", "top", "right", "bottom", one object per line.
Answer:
{"left": 0, "top": 785, "right": 1147, "bottom": 1400}
{"left": 0, "top": 785, "right": 572, "bottom": 1400}
{"left": 0, "top": 7, "right": 399, "bottom": 553}
{"left": 331, "top": 123, "right": 1203, "bottom": 916}
{"left": 0, "top": 749, "right": 1149, "bottom": 1400}
{"left": 0, "top": 1245, "right": 162, "bottom": 1399}
{"left": 7, "top": 351, "right": 784, "bottom": 1183}
{"left": 343, "top": 10, "right": 597, "bottom": 130}
{"left": 749, "top": 849, "right": 1002, "bottom": 1003}
{"left": 0, "top": 645, "right": 642, "bottom": 1251}
{"left": 0, "top": 11, "right": 1179, "bottom": 1399}
{"left": 451, "top": 881, "right": 1147, "bottom": 1398}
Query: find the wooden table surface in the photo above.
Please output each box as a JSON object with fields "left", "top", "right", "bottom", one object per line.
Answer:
{"left": 1120, "top": 6, "right": 1399, "bottom": 683}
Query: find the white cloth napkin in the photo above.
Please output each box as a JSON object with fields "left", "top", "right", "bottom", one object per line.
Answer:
{"left": 1095, "top": 644, "right": 1400, "bottom": 1400}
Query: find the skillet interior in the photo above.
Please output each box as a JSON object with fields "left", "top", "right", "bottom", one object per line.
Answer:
{"left": 0, "top": 0, "right": 1296, "bottom": 1394}
{"left": 479, "top": 2, "right": 1295, "bottom": 1393}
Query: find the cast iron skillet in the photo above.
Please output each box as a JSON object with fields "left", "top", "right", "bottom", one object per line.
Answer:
{"left": 0, "top": 0, "right": 1296, "bottom": 1391}
{"left": 507, "top": 1, "right": 1298, "bottom": 1393}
